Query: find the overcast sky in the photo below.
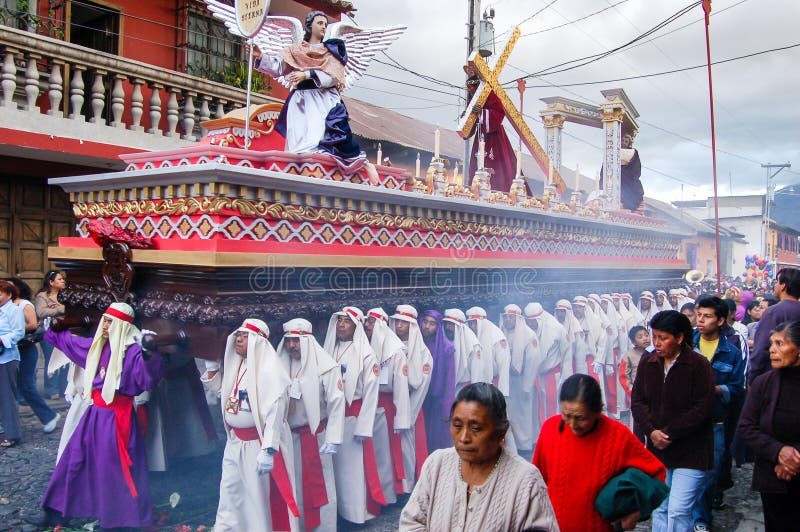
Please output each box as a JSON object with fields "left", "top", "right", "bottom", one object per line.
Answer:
{"left": 339, "top": 0, "right": 799, "bottom": 202}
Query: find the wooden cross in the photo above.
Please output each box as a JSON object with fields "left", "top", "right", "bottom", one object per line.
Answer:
{"left": 458, "top": 27, "right": 566, "bottom": 192}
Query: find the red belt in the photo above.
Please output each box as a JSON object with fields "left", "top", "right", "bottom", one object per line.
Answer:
{"left": 92, "top": 389, "right": 137, "bottom": 498}
{"left": 291, "top": 422, "right": 328, "bottom": 530}
{"left": 344, "top": 399, "right": 387, "bottom": 515}
{"left": 415, "top": 411, "right": 428, "bottom": 479}
{"left": 541, "top": 364, "right": 562, "bottom": 419}
{"left": 230, "top": 426, "right": 300, "bottom": 529}
{"left": 377, "top": 393, "right": 406, "bottom": 493}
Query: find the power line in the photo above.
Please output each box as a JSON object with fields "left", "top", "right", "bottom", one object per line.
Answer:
{"left": 519, "top": 0, "right": 631, "bottom": 38}
{"left": 349, "top": 84, "right": 459, "bottom": 106}
{"left": 363, "top": 73, "right": 464, "bottom": 99}
{"left": 505, "top": 1, "right": 701, "bottom": 84}
{"left": 374, "top": 56, "right": 462, "bottom": 90}
{"left": 513, "top": 42, "right": 800, "bottom": 87}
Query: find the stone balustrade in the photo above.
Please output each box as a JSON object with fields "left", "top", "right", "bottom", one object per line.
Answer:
{"left": 0, "top": 25, "right": 278, "bottom": 140}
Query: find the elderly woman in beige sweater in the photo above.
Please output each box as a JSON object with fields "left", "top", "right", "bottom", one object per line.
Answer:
{"left": 400, "top": 383, "right": 558, "bottom": 531}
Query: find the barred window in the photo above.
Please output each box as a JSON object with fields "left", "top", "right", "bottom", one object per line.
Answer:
{"left": 186, "top": 3, "right": 243, "bottom": 81}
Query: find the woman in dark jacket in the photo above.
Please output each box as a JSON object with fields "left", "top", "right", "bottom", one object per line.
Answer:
{"left": 631, "top": 310, "right": 714, "bottom": 532}
{"left": 738, "top": 320, "right": 800, "bottom": 531}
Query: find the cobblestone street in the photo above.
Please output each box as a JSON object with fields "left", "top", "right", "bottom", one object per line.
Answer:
{"left": 1, "top": 394, "right": 766, "bottom": 531}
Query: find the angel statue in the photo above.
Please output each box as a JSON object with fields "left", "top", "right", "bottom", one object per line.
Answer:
{"left": 204, "top": 3, "right": 406, "bottom": 184}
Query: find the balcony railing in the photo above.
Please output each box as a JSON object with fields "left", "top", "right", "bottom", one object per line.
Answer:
{"left": 0, "top": 24, "right": 277, "bottom": 142}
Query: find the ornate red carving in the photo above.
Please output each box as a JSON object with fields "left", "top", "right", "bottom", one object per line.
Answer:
{"left": 87, "top": 219, "right": 156, "bottom": 249}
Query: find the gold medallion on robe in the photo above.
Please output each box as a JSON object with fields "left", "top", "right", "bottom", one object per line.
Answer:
{"left": 225, "top": 396, "right": 240, "bottom": 415}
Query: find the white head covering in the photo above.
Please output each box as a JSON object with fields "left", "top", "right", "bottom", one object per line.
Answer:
{"left": 366, "top": 307, "right": 405, "bottom": 365}
{"left": 623, "top": 293, "right": 646, "bottom": 326}
{"left": 276, "top": 318, "right": 338, "bottom": 434}
{"left": 466, "top": 306, "right": 506, "bottom": 348}
{"left": 443, "top": 308, "right": 480, "bottom": 384}
{"left": 638, "top": 291, "right": 658, "bottom": 323}
{"left": 500, "top": 304, "right": 538, "bottom": 376}
{"left": 389, "top": 304, "right": 429, "bottom": 390}
{"left": 221, "top": 319, "right": 291, "bottom": 441}
{"left": 602, "top": 293, "right": 627, "bottom": 351}
{"left": 573, "top": 296, "right": 605, "bottom": 358}
{"left": 323, "top": 306, "right": 373, "bottom": 404}
{"left": 525, "top": 302, "right": 567, "bottom": 373}
{"left": 83, "top": 302, "right": 141, "bottom": 404}
{"left": 554, "top": 300, "right": 581, "bottom": 343}
{"left": 655, "top": 290, "right": 673, "bottom": 311}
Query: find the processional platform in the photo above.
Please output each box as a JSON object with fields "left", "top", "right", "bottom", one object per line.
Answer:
{"left": 47, "top": 111, "right": 688, "bottom": 359}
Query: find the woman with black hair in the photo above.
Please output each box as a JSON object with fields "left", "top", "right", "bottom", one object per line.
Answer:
{"left": 738, "top": 320, "right": 800, "bottom": 531}
{"left": 632, "top": 310, "right": 715, "bottom": 532}
{"left": 533, "top": 374, "right": 665, "bottom": 531}
{"left": 34, "top": 270, "right": 67, "bottom": 399}
{"left": 6, "top": 277, "right": 59, "bottom": 433}
{"left": 400, "top": 382, "right": 558, "bottom": 531}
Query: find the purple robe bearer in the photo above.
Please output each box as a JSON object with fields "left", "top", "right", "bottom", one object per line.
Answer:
{"left": 41, "top": 329, "right": 162, "bottom": 528}
{"left": 420, "top": 310, "right": 456, "bottom": 452}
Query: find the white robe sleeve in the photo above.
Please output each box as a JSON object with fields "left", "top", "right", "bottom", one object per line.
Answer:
{"left": 522, "top": 341, "right": 542, "bottom": 394}
{"left": 495, "top": 340, "right": 511, "bottom": 396}
{"left": 260, "top": 393, "right": 288, "bottom": 452}
{"left": 322, "top": 367, "right": 345, "bottom": 445}
{"left": 354, "top": 352, "right": 380, "bottom": 438}
{"left": 392, "top": 351, "right": 412, "bottom": 430}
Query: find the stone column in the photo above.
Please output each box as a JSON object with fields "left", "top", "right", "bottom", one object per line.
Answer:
{"left": 600, "top": 104, "right": 625, "bottom": 211}
{"left": 540, "top": 112, "right": 565, "bottom": 175}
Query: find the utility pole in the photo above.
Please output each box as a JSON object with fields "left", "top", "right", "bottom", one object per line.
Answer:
{"left": 761, "top": 162, "right": 791, "bottom": 257}
{"left": 463, "top": 0, "right": 481, "bottom": 182}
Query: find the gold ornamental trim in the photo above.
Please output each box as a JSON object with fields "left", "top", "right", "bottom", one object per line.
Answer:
{"left": 73, "top": 198, "right": 232, "bottom": 218}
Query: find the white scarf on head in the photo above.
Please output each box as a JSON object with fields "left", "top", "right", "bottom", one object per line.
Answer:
{"left": 277, "top": 333, "right": 338, "bottom": 434}
{"left": 83, "top": 304, "right": 139, "bottom": 404}
{"left": 221, "top": 328, "right": 290, "bottom": 445}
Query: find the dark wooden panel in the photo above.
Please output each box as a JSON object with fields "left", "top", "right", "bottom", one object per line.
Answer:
{"left": 50, "top": 186, "right": 72, "bottom": 211}
{"left": 0, "top": 181, "right": 9, "bottom": 208}
{"left": 17, "top": 182, "right": 47, "bottom": 210}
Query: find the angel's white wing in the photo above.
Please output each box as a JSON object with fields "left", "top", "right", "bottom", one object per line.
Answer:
{"left": 203, "top": 0, "right": 303, "bottom": 88}
{"left": 327, "top": 23, "right": 407, "bottom": 92}
{"left": 203, "top": 0, "right": 242, "bottom": 37}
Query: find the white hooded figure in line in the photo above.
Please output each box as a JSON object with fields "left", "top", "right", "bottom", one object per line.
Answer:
{"left": 389, "top": 304, "right": 433, "bottom": 494}
{"left": 465, "top": 306, "right": 510, "bottom": 397}
{"left": 214, "top": 319, "right": 299, "bottom": 532}
{"left": 276, "top": 318, "right": 345, "bottom": 532}
{"left": 322, "top": 306, "right": 383, "bottom": 523}
{"left": 364, "top": 307, "right": 412, "bottom": 505}
{"left": 499, "top": 304, "right": 543, "bottom": 458}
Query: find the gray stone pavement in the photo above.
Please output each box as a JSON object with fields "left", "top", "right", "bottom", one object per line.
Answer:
{"left": 0, "top": 390, "right": 766, "bottom": 531}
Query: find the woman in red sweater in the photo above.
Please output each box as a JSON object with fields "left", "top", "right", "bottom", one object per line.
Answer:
{"left": 533, "top": 374, "right": 666, "bottom": 531}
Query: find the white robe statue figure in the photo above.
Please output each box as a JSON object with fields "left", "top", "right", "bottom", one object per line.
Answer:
{"left": 203, "top": 4, "right": 405, "bottom": 182}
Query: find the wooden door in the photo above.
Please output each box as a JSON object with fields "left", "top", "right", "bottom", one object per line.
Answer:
{"left": 0, "top": 176, "right": 75, "bottom": 292}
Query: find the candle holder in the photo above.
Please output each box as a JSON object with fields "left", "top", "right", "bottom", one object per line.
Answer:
{"left": 509, "top": 176, "right": 527, "bottom": 207}
{"left": 542, "top": 184, "right": 558, "bottom": 211}
{"left": 569, "top": 191, "right": 581, "bottom": 214}
{"left": 471, "top": 169, "right": 491, "bottom": 202}
{"left": 428, "top": 158, "right": 447, "bottom": 196}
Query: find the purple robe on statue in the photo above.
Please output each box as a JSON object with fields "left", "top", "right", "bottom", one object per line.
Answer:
{"left": 420, "top": 310, "right": 456, "bottom": 453}
{"left": 41, "top": 329, "right": 163, "bottom": 528}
